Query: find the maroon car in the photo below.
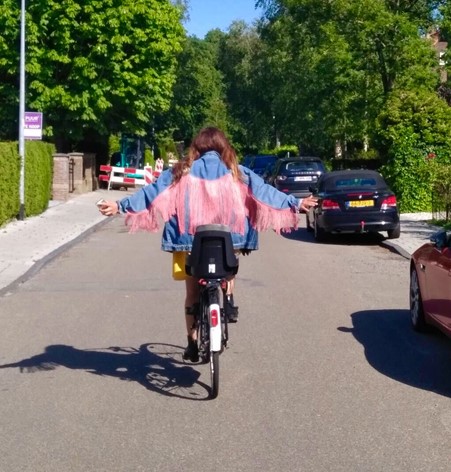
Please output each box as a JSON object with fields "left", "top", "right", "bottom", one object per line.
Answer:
{"left": 410, "top": 229, "right": 451, "bottom": 335}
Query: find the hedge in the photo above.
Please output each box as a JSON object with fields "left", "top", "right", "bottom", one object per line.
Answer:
{"left": 0, "top": 141, "right": 55, "bottom": 227}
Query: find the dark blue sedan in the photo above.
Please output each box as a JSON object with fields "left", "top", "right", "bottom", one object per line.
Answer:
{"left": 306, "top": 169, "right": 401, "bottom": 242}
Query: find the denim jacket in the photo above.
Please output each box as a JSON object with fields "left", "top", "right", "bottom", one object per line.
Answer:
{"left": 118, "top": 151, "right": 299, "bottom": 252}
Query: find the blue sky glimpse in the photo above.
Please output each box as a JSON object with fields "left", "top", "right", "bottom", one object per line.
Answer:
{"left": 184, "top": 0, "right": 263, "bottom": 38}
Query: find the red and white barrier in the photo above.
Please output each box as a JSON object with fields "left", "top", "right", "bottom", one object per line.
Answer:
{"left": 99, "top": 165, "right": 154, "bottom": 190}
{"left": 144, "top": 166, "right": 153, "bottom": 184}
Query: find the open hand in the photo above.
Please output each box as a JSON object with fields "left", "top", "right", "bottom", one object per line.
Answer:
{"left": 299, "top": 195, "right": 318, "bottom": 212}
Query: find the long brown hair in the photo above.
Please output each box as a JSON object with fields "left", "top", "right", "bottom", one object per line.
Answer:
{"left": 172, "top": 127, "right": 241, "bottom": 183}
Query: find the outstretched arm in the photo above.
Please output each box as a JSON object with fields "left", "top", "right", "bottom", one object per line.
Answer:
{"left": 243, "top": 166, "right": 317, "bottom": 212}
{"left": 97, "top": 169, "right": 173, "bottom": 218}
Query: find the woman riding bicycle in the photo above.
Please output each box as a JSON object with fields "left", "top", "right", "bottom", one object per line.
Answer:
{"left": 98, "top": 127, "right": 317, "bottom": 362}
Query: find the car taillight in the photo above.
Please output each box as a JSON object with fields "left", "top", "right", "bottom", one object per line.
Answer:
{"left": 276, "top": 175, "right": 287, "bottom": 181}
{"left": 381, "top": 195, "right": 397, "bottom": 209}
{"left": 322, "top": 199, "right": 340, "bottom": 210}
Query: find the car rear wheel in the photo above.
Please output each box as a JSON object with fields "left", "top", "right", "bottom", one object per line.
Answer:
{"left": 387, "top": 223, "right": 401, "bottom": 239}
{"left": 410, "top": 268, "right": 427, "bottom": 332}
{"left": 306, "top": 214, "right": 313, "bottom": 232}
{"left": 314, "top": 220, "right": 327, "bottom": 242}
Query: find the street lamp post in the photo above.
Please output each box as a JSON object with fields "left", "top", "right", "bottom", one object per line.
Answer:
{"left": 18, "top": 0, "right": 26, "bottom": 220}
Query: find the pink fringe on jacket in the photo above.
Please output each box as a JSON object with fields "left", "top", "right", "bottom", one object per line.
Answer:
{"left": 124, "top": 173, "right": 298, "bottom": 234}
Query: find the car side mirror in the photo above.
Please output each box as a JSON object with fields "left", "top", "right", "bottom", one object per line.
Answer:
{"left": 430, "top": 229, "right": 447, "bottom": 249}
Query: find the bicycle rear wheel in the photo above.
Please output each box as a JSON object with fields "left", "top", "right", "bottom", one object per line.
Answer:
{"left": 198, "top": 284, "right": 223, "bottom": 398}
{"left": 197, "top": 295, "right": 210, "bottom": 364}
{"left": 208, "top": 288, "right": 222, "bottom": 399}
{"left": 210, "top": 351, "right": 220, "bottom": 399}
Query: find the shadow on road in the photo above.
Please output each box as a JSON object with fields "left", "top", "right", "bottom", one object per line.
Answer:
{"left": 0, "top": 343, "right": 211, "bottom": 400}
{"left": 281, "top": 227, "right": 386, "bottom": 246}
{"left": 339, "top": 309, "right": 451, "bottom": 398}
{"left": 279, "top": 227, "right": 314, "bottom": 242}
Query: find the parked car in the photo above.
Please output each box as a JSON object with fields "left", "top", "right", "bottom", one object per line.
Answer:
{"left": 247, "top": 154, "right": 278, "bottom": 177}
{"left": 267, "top": 156, "right": 326, "bottom": 199}
{"left": 306, "top": 169, "right": 401, "bottom": 241}
{"left": 410, "top": 229, "right": 451, "bottom": 336}
{"left": 261, "top": 161, "right": 278, "bottom": 183}
{"left": 242, "top": 154, "right": 255, "bottom": 168}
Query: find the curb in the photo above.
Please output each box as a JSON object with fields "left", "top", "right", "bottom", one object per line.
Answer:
{"left": 0, "top": 216, "right": 112, "bottom": 297}
{"left": 379, "top": 240, "right": 412, "bottom": 260}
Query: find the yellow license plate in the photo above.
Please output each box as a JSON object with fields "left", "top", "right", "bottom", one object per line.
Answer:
{"left": 348, "top": 200, "right": 374, "bottom": 208}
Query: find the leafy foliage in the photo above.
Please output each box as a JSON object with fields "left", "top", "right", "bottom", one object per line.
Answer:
{"left": 0, "top": 142, "right": 20, "bottom": 226}
{"left": 380, "top": 133, "right": 435, "bottom": 212}
{"left": 154, "top": 32, "right": 229, "bottom": 154}
{"left": 217, "top": 21, "right": 276, "bottom": 152}
{"left": 431, "top": 161, "right": 451, "bottom": 221}
{"left": 252, "top": 0, "right": 451, "bottom": 210}
{"left": 254, "top": 0, "right": 442, "bottom": 158}
{"left": 0, "top": 141, "right": 54, "bottom": 226}
{"left": 378, "top": 89, "right": 451, "bottom": 211}
{"left": 0, "top": 0, "right": 185, "bottom": 151}
{"left": 25, "top": 141, "right": 55, "bottom": 216}
{"left": 2, "top": 0, "right": 451, "bottom": 221}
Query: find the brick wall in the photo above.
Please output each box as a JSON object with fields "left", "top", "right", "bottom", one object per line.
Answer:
{"left": 52, "top": 152, "right": 97, "bottom": 200}
{"left": 52, "top": 154, "right": 70, "bottom": 201}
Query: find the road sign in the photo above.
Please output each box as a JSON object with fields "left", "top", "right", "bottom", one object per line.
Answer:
{"left": 24, "top": 111, "right": 43, "bottom": 140}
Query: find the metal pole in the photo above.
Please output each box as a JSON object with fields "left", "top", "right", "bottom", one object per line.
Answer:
{"left": 18, "top": 0, "right": 26, "bottom": 220}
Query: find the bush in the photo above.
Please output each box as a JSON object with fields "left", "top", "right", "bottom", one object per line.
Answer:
{"left": 0, "top": 141, "right": 54, "bottom": 226}
{"left": 380, "top": 133, "right": 440, "bottom": 213}
{"left": 0, "top": 142, "right": 20, "bottom": 226}
{"left": 25, "top": 141, "right": 54, "bottom": 217}
{"left": 430, "top": 160, "right": 451, "bottom": 221}
{"left": 262, "top": 145, "right": 298, "bottom": 158}
{"left": 376, "top": 89, "right": 451, "bottom": 212}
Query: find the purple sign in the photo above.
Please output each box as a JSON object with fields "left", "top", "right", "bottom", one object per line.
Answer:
{"left": 24, "top": 111, "right": 43, "bottom": 140}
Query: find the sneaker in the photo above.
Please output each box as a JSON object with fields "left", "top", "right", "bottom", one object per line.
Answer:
{"left": 183, "top": 337, "right": 199, "bottom": 362}
{"left": 225, "top": 296, "right": 239, "bottom": 323}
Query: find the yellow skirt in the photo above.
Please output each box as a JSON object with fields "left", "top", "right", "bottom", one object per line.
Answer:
{"left": 172, "top": 251, "right": 188, "bottom": 281}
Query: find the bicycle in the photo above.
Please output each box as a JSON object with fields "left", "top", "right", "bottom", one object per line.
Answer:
{"left": 185, "top": 224, "right": 239, "bottom": 399}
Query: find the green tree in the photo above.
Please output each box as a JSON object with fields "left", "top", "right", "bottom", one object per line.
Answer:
{"left": 0, "top": 0, "right": 185, "bottom": 151}
{"left": 155, "top": 31, "right": 229, "bottom": 150}
{"left": 378, "top": 89, "right": 451, "bottom": 211}
{"left": 218, "top": 21, "right": 275, "bottom": 151}
{"left": 254, "top": 0, "right": 445, "bottom": 163}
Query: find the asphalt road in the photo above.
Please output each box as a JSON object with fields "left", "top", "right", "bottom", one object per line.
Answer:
{"left": 0, "top": 216, "right": 450, "bottom": 472}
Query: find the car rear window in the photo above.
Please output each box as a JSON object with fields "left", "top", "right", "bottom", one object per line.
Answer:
{"left": 253, "top": 156, "right": 277, "bottom": 168}
{"left": 322, "top": 173, "right": 388, "bottom": 191}
{"left": 284, "top": 161, "right": 323, "bottom": 172}
{"left": 335, "top": 177, "right": 377, "bottom": 188}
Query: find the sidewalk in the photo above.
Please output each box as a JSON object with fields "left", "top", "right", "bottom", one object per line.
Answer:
{"left": 0, "top": 189, "right": 130, "bottom": 295}
{"left": 381, "top": 213, "right": 441, "bottom": 259}
{"left": 0, "top": 192, "right": 442, "bottom": 295}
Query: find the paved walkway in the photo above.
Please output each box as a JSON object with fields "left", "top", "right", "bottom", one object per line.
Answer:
{"left": 382, "top": 212, "right": 442, "bottom": 259}
{"left": 0, "top": 189, "right": 129, "bottom": 295}
{"left": 0, "top": 191, "right": 442, "bottom": 295}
